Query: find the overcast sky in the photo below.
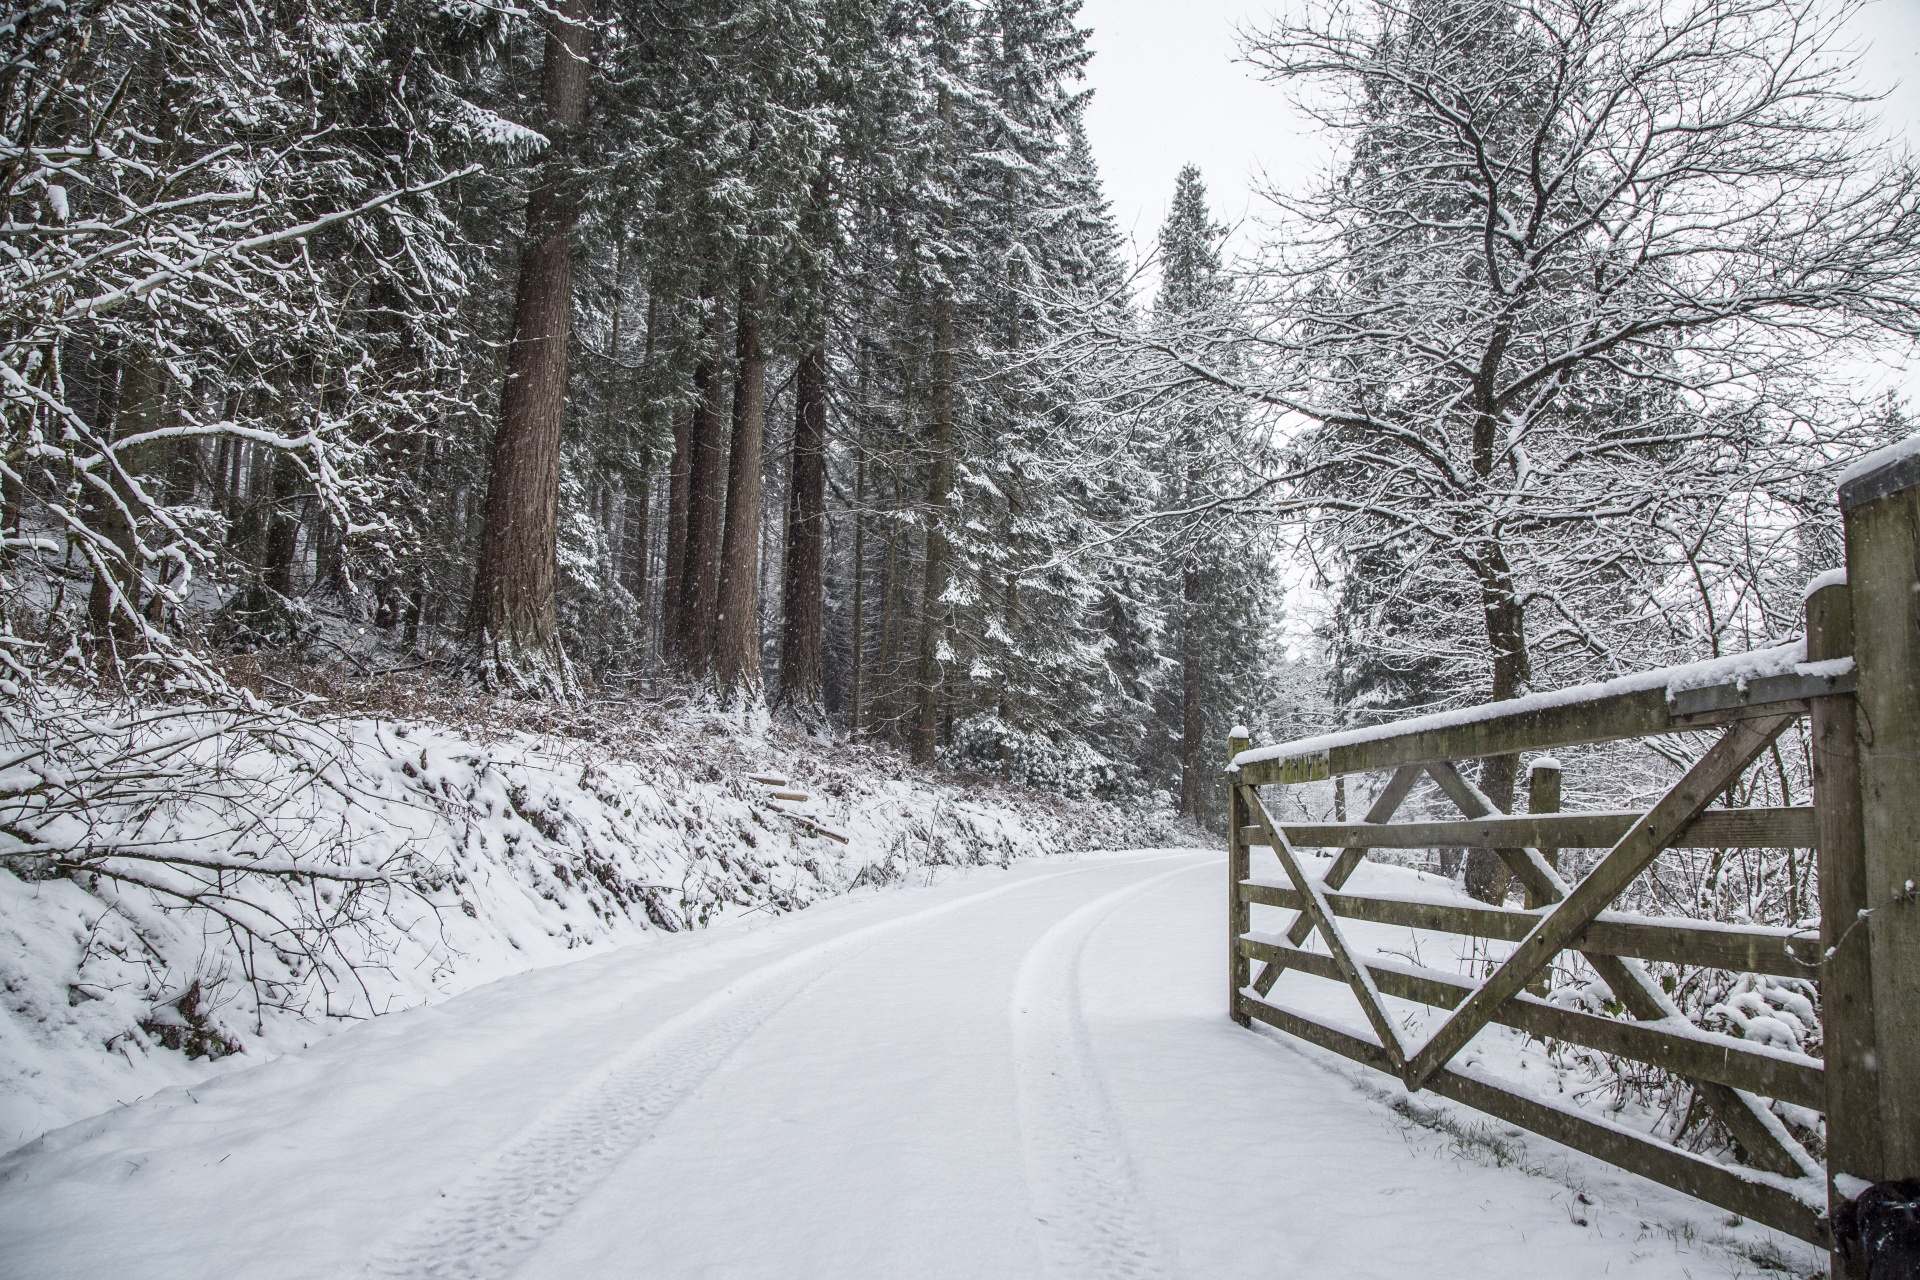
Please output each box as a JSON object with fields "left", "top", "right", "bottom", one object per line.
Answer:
{"left": 1078, "top": 0, "right": 1920, "bottom": 262}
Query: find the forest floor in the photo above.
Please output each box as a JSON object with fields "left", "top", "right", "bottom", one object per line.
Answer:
{"left": 0, "top": 848, "right": 1820, "bottom": 1279}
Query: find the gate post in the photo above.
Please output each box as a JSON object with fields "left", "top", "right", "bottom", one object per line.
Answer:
{"left": 1227, "top": 726, "right": 1251, "bottom": 1027}
{"left": 1806, "top": 576, "right": 1880, "bottom": 1275}
{"left": 1835, "top": 441, "right": 1920, "bottom": 1244}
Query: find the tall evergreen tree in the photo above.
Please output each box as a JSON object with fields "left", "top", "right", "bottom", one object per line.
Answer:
{"left": 469, "top": 0, "right": 594, "bottom": 695}
{"left": 1142, "top": 166, "right": 1280, "bottom": 822}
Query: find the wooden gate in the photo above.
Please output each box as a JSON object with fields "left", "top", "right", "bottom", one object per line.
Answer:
{"left": 1227, "top": 444, "right": 1920, "bottom": 1270}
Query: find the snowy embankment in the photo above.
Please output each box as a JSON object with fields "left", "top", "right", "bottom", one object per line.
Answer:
{"left": 0, "top": 700, "right": 1170, "bottom": 1148}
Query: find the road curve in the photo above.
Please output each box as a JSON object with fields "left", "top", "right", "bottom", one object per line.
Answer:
{"left": 0, "top": 850, "right": 1796, "bottom": 1279}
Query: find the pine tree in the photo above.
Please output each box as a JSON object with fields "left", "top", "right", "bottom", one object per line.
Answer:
{"left": 1142, "top": 165, "right": 1279, "bottom": 823}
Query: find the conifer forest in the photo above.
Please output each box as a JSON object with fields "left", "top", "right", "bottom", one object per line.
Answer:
{"left": 0, "top": 0, "right": 1304, "bottom": 813}
{"left": 9, "top": 0, "right": 1918, "bottom": 816}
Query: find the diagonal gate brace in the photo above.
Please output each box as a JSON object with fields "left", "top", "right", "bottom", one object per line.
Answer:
{"left": 1422, "top": 758, "right": 1814, "bottom": 1177}
{"left": 1242, "top": 784, "right": 1414, "bottom": 1072}
{"left": 1400, "top": 716, "right": 1812, "bottom": 1176}
{"left": 1251, "top": 764, "right": 1423, "bottom": 997}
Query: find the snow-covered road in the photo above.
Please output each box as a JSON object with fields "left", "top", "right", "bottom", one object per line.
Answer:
{"left": 0, "top": 850, "right": 1802, "bottom": 1278}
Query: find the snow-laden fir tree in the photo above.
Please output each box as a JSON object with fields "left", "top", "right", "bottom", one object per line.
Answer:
{"left": 1145, "top": 165, "right": 1282, "bottom": 822}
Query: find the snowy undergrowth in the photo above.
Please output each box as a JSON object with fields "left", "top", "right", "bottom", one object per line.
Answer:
{"left": 0, "top": 696, "right": 1174, "bottom": 1149}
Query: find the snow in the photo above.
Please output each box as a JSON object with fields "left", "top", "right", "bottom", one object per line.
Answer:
{"left": 0, "top": 850, "right": 1818, "bottom": 1278}
{"left": 1802, "top": 567, "right": 1847, "bottom": 599}
{"left": 1835, "top": 1173, "right": 1875, "bottom": 1201}
{"left": 1233, "top": 642, "right": 1808, "bottom": 769}
{"left": 1837, "top": 433, "right": 1920, "bottom": 488}
{"left": 0, "top": 707, "right": 1163, "bottom": 1148}
{"left": 450, "top": 100, "right": 551, "bottom": 155}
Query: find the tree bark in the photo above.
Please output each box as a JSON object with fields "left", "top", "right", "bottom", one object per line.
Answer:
{"left": 849, "top": 438, "right": 867, "bottom": 735}
{"left": 913, "top": 289, "right": 955, "bottom": 764}
{"left": 775, "top": 332, "right": 827, "bottom": 718}
{"left": 258, "top": 447, "right": 302, "bottom": 601}
{"left": 467, "top": 0, "right": 591, "bottom": 690}
{"left": 0, "top": 412, "right": 23, "bottom": 553}
{"left": 86, "top": 354, "right": 169, "bottom": 664}
{"left": 874, "top": 374, "right": 912, "bottom": 739}
{"left": 660, "top": 404, "right": 692, "bottom": 658}
{"left": 713, "top": 277, "right": 767, "bottom": 698}
{"left": 1180, "top": 567, "right": 1205, "bottom": 819}
{"left": 676, "top": 286, "right": 729, "bottom": 679}
{"left": 1465, "top": 543, "right": 1532, "bottom": 903}
{"left": 624, "top": 469, "right": 650, "bottom": 597}
{"left": 876, "top": 479, "right": 902, "bottom": 735}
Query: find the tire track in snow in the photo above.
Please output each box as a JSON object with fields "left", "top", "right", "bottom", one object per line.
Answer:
{"left": 1010, "top": 857, "right": 1207, "bottom": 1279}
{"left": 362, "top": 867, "right": 1086, "bottom": 1280}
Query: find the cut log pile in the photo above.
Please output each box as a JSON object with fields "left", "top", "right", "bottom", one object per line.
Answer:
{"left": 747, "top": 774, "right": 850, "bottom": 844}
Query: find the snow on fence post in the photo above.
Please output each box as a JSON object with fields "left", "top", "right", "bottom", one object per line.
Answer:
{"left": 1834, "top": 436, "right": 1920, "bottom": 1263}
{"left": 1227, "top": 725, "right": 1252, "bottom": 1027}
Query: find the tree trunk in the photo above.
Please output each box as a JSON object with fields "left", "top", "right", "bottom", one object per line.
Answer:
{"left": 849, "top": 440, "right": 867, "bottom": 735}
{"left": 86, "top": 354, "right": 168, "bottom": 665}
{"left": 713, "top": 278, "right": 767, "bottom": 699}
{"left": 1, "top": 413, "right": 24, "bottom": 554}
{"left": 466, "top": 0, "right": 591, "bottom": 691}
{"left": 1180, "top": 570, "right": 1205, "bottom": 819}
{"left": 259, "top": 448, "right": 302, "bottom": 600}
{"left": 775, "top": 332, "right": 827, "bottom": 718}
{"left": 1464, "top": 544, "right": 1532, "bottom": 903}
{"left": 660, "top": 404, "right": 692, "bottom": 658}
{"left": 83, "top": 450, "right": 143, "bottom": 666}
{"left": 677, "top": 286, "right": 729, "bottom": 679}
{"left": 876, "top": 482, "right": 902, "bottom": 737}
{"left": 913, "top": 292, "right": 955, "bottom": 764}
{"left": 624, "top": 470, "right": 650, "bottom": 598}
{"left": 873, "top": 370, "right": 913, "bottom": 739}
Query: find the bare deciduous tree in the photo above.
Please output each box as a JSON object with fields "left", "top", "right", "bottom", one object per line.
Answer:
{"left": 1123, "top": 0, "right": 1920, "bottom": 895}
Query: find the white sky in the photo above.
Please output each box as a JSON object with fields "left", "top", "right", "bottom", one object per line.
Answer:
{"left": 1079, "top": 0, "right": 1920, "bottom": 267}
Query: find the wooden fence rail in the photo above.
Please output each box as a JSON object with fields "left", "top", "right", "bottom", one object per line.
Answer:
{"left": 1226, "top": 439, "right": 1920, "bottom": 1276}
{"left": 1237, "top": 881, "right": 1814, "bottom": 976}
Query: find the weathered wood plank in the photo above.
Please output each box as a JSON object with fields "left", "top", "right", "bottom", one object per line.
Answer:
{"left": 1841, "top": 451, "right": 1920, "bottom": 1186}
{"left": 1241, "top": 785, "right": 1411, "bottom": 1068}
{"left": 1251, "top": 763, "right": 1423, "bottom": 998}
{"left": 1238, "top": 937, "right": 1825, "bottom": 1110}
{"left": 1806, "top": 577, "right": 1883, "bottom": 1250}
{"left": 1525, "top": 760, "right": 1563, "bottom": 914}
{"left": 1248, "top": 807, "right": 1818, "bottom": 852}
{"left": 1421, "top": 761, "right": 1576, "bottom": 906}
{"left": 1227, "top": 730, "right": 1252, "bottom": 1027}
{"left": 1419, "top": 760, "right": 1814, "bottom": 1179}
{"left": 1234, "top": 688, "right": 1813, "bottom": 786}
{"left": 1402, "top": 714, "right": 1798, "bottom": 1093}
{"left": 1235, "top": 993, "right": 1828, "bottom": 1247}
{"left": 1238, "top": 881, "right": 1814, "bottom": 977}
